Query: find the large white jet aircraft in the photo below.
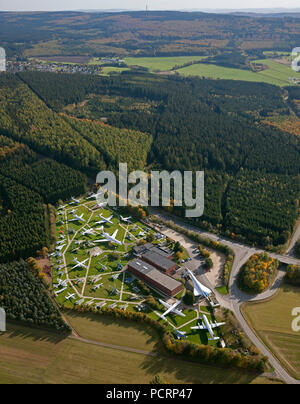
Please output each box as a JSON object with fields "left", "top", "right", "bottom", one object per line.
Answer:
{"left": 155, "top": 300, "right": 186, "bottom": 322}
{"left": 72, "top": 258, "right": 89, "bottom": 270}
{"left": 186, "top": 269, "right": 212, "bottom": 298}
{"left": 191, "top": 315, "right": 225, "bottom": 341}
{"left": 69, "top": 213, "right": 85, "bottom": 223}
{"left": 120, "top": 215, "right": 132, "bottom": 223}
{"left": 94, "top": 227, "right": 122, "bottom": 246}
{"left": 95, "top": 214, "right": 113, "bottom": 225}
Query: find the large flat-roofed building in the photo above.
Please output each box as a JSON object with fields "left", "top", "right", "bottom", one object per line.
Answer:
{"left": 133, "top": 243, "right": 173, "bottom": 259}
{"left": 128, "top": 259, "right": 182, "bottom": 297}
{"left": 141, "top": 251, "right": 177, "bottom": 275}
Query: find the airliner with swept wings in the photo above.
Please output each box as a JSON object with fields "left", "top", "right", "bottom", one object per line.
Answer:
{"left": 120, "top": 215, "right": 132, "bottom": 223}
{"left": 155, "top": 299, "right": 186, "bottom": 322}
{"left": 72, "top": 258, "right": 89, "bottom": 270}
{"left": 191, "top": 315, "right": 225, "bottom": 341}
{"left": 95, "top": 214, "right": 113, "bottom": 225}
{"left": 94, "top": 226, "right": 122, "bottom": 246}
{"left": 69, "top": 213, "right": 85, "bottom": 223}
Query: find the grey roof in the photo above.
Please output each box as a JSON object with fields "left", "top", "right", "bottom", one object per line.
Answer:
{"left": 129, "top": 259, "right": 181, "bottom": 292}
{"left": 133, "top": 243, "right": 173, "bottom": 258}
{"left": 142, "top": 251, "right": 176, "bottom": 271}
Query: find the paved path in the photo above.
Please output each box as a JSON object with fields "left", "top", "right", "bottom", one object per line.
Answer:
{"left": 150, "top": 211, "right": 300, "bottom": 384}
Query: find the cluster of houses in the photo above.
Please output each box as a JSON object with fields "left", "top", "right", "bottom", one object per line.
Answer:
{"left": 6, "top": 60, "right": 103, "bottom": 75}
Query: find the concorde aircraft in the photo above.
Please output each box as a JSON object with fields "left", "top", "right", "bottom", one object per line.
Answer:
{"left": 72, "top": 258, "right": 89, "bottom": 270}
{"left": 191, "top": 315, "right": 225, "bottom": 341}
{"left": 155, "top": 299, "right": 186, "bottom": 322}
{"left": 95, "top": 214, "right": 114, "bottom": 225}
{"left": 94, "top": 226, "right": 122, "bottom": 246}
{"left": 185, "top": 269, "right": 212, "bottom": 298}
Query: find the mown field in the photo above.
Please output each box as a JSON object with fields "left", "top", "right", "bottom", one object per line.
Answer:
{"left": 177, "top": 60, "right": 297, "bottom": 87}
{"left": 0, "top": 321, "right": 283, "bottom": 384}
{"left": 124, "top": 56, "right": 206, "bottom": 72}
{"left": 242, "top": 284, "right": 300, "bottom": 380}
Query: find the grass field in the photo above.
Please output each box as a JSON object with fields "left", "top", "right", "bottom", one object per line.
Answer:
{"left": 0, "top": 322, "right": 282, "bottom": 384}
{"left": 177, "top": 61, "right": 295, "bottom": 87}
{"left": 124, "top": 56, "right": 206, "bottom": 72}
{"left": 242, "top": 284, "right": 300, "bottom": 380}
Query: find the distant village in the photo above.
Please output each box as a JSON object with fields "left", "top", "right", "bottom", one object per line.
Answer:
{"left": 6, "top": 57, "right": 126, "bottom": 75}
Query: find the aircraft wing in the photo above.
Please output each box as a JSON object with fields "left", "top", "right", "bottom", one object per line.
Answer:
{"left": 172, "top": 308, "right": 186, "bottom": 318}
{"left": 191, "top": 324, "right": 206, "bottom": 330}
{"left": 112, "top": 229, "right": 119, "bottom": 240}
{"left": 211, "top": 322, "right": 226, "bottom": 329}
{"left": 94, "top": 239, "right": 108, "bottom": 243}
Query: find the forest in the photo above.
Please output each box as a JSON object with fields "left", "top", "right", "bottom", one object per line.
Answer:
{"left": 0, "top": 260, "right": 70, "bottom": 331}
{"left": 0, "top": 70, "right": 299, "bottom": 263}
{"left": 2, "top": 11, "right": 300, "bottom": 60}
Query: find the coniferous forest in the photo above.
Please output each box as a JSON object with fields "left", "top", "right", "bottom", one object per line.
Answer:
{"left": 0, "top": 70, "right": 299, "bottom": 264}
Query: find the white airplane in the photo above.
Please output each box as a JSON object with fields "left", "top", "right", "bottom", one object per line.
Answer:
{"left": 65, "top": 293, "right": 76, "bottom": 301}
{"left": 57, "top": 239, "right": 66, "bottom": 245}
{"left": 72, "top": 258, "right": 89, "bottom": 270}
{"left": 111, "top": 274, "right": 120, "bottom": 281}
{"left": 81, "top": 227, "right": 96, "bottom": 236}
{"left": 57, "top": 279, "right": 68, "bottom": 287}
{"left": 69, "top": 213, "right": 85, "bottom": 223}
{"left": 155, "top": 300, "right": 186, "bottom": 322}
{"left": 58, "top": 204, "right": 67, "bottom": 211}
{"left": 191, "top": 315, "right": 225, "bottom": 341}
{"left": 56, "top": 244, "right": 66, "bottom": 251}
{"left": 94, "top": 227, "right": 122, "bottom": 246}
{"left": 175, "top": 330, "right": 187, "bottom": 340}
{"left": 92, "top": 283, "right": 103, "bottom": 291}
{"left": 120, "top": 215, "right": 132, "bottom": 223}
{"left": 186, "top": 269, "right": 212, "bottom": 298}
{"left": 95, "top": 214, "right": 113, "bottom": 225}
{"left": 137, "top": 231, "right": 145, "bottom": 237}
{"left": 92, "top": 202, "right": 107, "bottom": 210}
{"left": 86, "top": 192, "right": 99, "bottom": 200}
{"left": 70, "top": 197, "right": 80, "bottom": 205}
{"left": 55, "top": 287, "right": 67, "bottom": 295}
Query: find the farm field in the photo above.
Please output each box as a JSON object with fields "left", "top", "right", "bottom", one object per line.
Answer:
{"left": 0, "top": 323, "right": 282, "bottom": 384}
{"left": 124, "top": 56, "right": 206, "bottom": 72}
{"left": 177, "top": 61, "right": 296, "bottom": 87}
{"left": 242, "top": 284, "right": 300, "bottom": 380}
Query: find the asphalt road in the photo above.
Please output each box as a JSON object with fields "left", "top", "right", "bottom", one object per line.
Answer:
{"left": 150, "top": 210, "right": 300, "bottom": 384}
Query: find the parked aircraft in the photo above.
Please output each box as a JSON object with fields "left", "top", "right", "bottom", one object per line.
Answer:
{"left": 70, "top": 197, "right": 80, "bottom": 204}
{"left": 94, "top": 226, "right": 122, "bottom": 246}
{"left": 120, "top": 215, "right": 132, "bottom": 223}
{"left": 81, "top": 227, "right": 96, "bottom": 236}
{"left": 69, "top": 213, "right": 85, "bottom": 223}
{"left": 155, "top": 299, "right": 186, "bottom": 322}
{"left": 72, "top": 258, "right": 89, "bottom": 270}
{"left": 65, "top": 293, "right": 76, "bottom": 301}
{"left": 191, "top": 315, "right": 225, "bottom": 341}
{"left": 95, "top": 214, "right": 113, "bottom": 225}
{"left": 186, "top": 269, "right": 212, "bottom": 298}
{"left": 175, "top": 330, "right": 187, "bottom": 340}
{"left": 56, "top": 243, "right": 66, "bottom": 251}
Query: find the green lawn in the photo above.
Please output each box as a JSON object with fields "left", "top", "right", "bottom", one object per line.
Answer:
{"left": 177, "top": 60, "right": 298, "bottom": 87}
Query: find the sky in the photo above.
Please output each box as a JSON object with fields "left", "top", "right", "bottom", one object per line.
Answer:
{"left": 1, "top": 0, "right": 300, "bottom": 12}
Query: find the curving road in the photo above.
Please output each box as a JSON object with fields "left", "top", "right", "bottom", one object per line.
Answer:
{"left": 150, "top": 210, "right": 300, "bottom": 384}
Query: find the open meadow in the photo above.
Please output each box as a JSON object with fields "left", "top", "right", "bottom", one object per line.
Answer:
{"left": 242, "top": 284, "right": 300, "bottom": 380}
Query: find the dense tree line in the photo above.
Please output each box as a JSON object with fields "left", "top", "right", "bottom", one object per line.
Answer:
{"left": 0, "top": 260, "right": 70, "bottom": 331}
{"left": 285, "top": 264, "right": 300, "bottom": 287}
{"left": 238, "top": 253, "right": 279, "bottom": 294}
